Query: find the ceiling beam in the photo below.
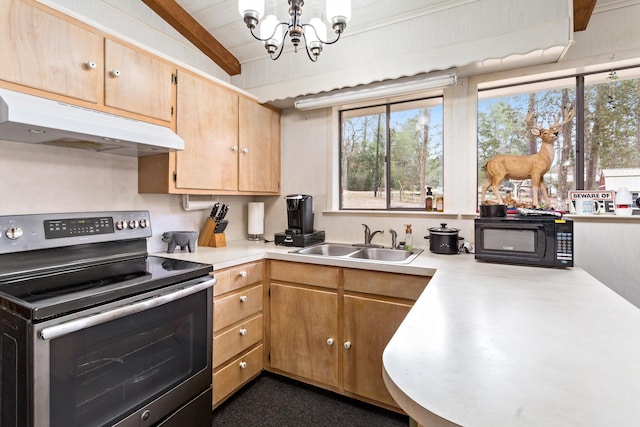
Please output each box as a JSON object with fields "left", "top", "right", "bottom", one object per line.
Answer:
{"left": 573, "top": 0, "right": 598, "bottom": 32}
{"left": 141, "top": 0, "right": 241, "bottom": 75}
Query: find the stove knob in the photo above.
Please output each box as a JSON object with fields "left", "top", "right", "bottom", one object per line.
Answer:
{"left": 116, "top": 220, "right": 126, "bottom": 230}
{"left": 139, "top": 219, "right": 149, "bottom": 228}
{"left": 5, "top": 226, "right": 23, "bottom": 240}
{"left": 128, "top": 219, "right": 138, "bottom": 229}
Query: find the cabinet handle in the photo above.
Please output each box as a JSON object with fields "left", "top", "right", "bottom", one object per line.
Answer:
{"left": 84, "top": 61, "right": 97, "bottom": 70}
{"left": 239, "top": 328, "right": 247, "bottom": 336}
{"left": 239, "top": 295, "right": 248, "bottom": 303}
{"left": 326, "top": 338, "right": 334, "bottom": 346}
{"left": 239, "top": 271, "right": 247, "bottom": 277}
{"left": 242, "top": 148, "right": 249, "bottom": 154}
{"left": 344, "top": 341, "right": 352, "bottom": 349}
{"left": 109, "top": 69, "right": 121, "bottom": 78}
{"left": 231, "top": 146, "right": 239, "bottom": 152}
{"left": 239, "top": 361, "right": 247, "bottom": 369}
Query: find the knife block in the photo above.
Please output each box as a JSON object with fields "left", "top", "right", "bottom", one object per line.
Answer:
{"left": 198, "top": 218, "right": 226, "bottom": 248}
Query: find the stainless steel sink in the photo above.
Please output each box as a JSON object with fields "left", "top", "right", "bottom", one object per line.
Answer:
{"left": 348, "top": 247, "right": 423, "bottom": 263}
{"left": 294, "top": 243, "right": 360, "bottom": 257}
{"left": 291, "top": 243, "right": 422, "bottom": 264}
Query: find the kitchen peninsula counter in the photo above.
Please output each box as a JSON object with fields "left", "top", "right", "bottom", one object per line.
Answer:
{"left": 155, "top": 240, "right": 640, "bottom": 426}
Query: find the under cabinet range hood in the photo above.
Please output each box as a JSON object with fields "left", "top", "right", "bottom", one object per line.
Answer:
{"left": 0, "top": 88, "right": 184, "bottom": 157}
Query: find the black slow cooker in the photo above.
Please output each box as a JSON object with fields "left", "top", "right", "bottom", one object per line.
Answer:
{"left": 424, "top": 223, "right": 463, "bottom": 255}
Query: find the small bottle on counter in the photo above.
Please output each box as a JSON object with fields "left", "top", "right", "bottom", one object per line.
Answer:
{"left": 405, "top": 224, "right": 413, "bottom": 251}
{"left": 425, "top": 187, "right": 434, "bottom": 211}
{"left": 435, "top": 193, "right": 444, "bottom": 212}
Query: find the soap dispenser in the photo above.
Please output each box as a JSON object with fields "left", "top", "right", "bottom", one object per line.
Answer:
{"left": 425, "top": 187, "right": 434, "bottom": 211}
{"left": 405, "top": 224, "right": 413, "bottom": 251}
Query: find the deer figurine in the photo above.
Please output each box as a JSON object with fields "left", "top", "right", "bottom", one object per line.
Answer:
{"left": 481, "top": 106, "right": 575, "bottom": 208}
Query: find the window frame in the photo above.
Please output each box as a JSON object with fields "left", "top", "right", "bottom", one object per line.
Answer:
{"left": 338, "top": 94, "right": 445, "bottom": 211}
{"left": 476, "top": 64, "right": 640, "bottom": 208}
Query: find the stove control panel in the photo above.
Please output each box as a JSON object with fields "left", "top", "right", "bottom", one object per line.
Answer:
{"left": 0, "top": 211, "right": 152, "bottom": 254}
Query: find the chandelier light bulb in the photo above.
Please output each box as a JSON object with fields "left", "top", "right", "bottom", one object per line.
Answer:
{"left": 260, "top": 14, "right": 283, "bottom": 54}
{"left": 239, "top": 0, "right": 265, "bottom": 29}
{"left": 326, "top": 0, "right": 351, "bottom": 33}
{"left": 306, "top": 18, "right": 326, "bottom": 57}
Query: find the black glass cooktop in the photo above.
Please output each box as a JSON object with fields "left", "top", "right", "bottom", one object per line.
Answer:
{"left": 0, "top": 256, "right": 212, "bottom": 321}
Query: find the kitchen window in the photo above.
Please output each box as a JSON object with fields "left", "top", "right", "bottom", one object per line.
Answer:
{"left": 477, "top": 65, "right": 640, "bottom": 210}
{"left": 339, "top": 96, "right": 444, "bottom": 210}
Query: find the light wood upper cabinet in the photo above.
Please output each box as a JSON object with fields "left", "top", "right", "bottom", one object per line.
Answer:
{"left": 0, "top": 0, "right": 102, "bottom": 103}
{"left": 104, "top": 39, "right": 175, "bottom": 123}
{"left": 238, "top": 98, "right": 281, "bottom": 193}
{"left": 174, "top": 70, "right": 238, "bottom": 191}
{"left": 0, "top": 0, "right": 176, "bottom": 125}
{"left": 138, "top": 72, "right": 281, "bottom": 195}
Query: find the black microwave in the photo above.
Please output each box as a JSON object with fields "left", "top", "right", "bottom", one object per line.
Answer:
{"left": 474, "top": 216, "right": 573, "bottom": 268}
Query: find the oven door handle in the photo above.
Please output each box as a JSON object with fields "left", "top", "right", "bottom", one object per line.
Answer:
{"left": 39, "top": 277, "right": 216, "bottom": 340}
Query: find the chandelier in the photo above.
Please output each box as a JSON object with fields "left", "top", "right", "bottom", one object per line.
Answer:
{"left": 238, "top": 0, "right": 351, "bottom": 62}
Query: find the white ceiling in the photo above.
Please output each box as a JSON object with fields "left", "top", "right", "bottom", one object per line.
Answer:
{"left": 175, "top": 0, "right": 485, "bottom": 64}
{"left": 168, "top": 0, "right": 630, "bottom": 103}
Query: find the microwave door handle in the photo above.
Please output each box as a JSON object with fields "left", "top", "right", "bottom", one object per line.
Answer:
{"left": 39, "top": 277, "right": 216, "bottom": 340}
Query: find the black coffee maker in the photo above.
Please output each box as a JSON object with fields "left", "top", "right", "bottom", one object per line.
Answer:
{"left": 275, "top": 194, "right": 325, "bottom": 247}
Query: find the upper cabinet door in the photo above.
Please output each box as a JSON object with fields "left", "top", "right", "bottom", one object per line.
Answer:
{"left": 0, "top": 0, "right": 102, "bottom": 103}
{"left": 238, "top": 98, "right": 281, "bottom": 193}
{"left": 175, "top": 71, "right": 239, "bottom": 191}
{"left": 104, "top": 39, "right": 174, "bottom": 122}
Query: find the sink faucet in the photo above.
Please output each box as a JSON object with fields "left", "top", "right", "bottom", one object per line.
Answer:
{"left": 389, "top": 229, "right": 398, "bottom": 249}
{"left": 361, "top": 224, "right": 384, "bottom": 247}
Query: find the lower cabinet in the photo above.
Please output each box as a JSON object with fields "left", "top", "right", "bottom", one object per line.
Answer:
{"left": 212, "top": 261, "right": 264, "bottom": 407}
{"left": 267, "top": 260, "right": 430, "bottom": 411}
{"left": 270, "top": 283, "right": 338, "bottom": 388}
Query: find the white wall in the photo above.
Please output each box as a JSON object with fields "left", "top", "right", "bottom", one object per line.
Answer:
{"left": 0, "top": 140, "right": 254, "bottom": 248}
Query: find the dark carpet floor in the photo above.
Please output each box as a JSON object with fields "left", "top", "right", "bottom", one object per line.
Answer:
{"left": 212, "top": 372, "right": 410, "bottom": 426}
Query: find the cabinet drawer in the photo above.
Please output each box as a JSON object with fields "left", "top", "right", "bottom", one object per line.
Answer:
{"left": 214, "top": 314, "right": 263, "bottom": 369}
{"left": 214, "top": 261, "right": 263, "bottom": 296}
{"left": 343, "top": 268, "right": 429, "bottom": 300}
{"left": 270, "top": 260, "right": 339, "bottom": 289}
{"left": 213, "top": 344, "right": 263, "bottom": 406}
{"left": 214, "top": 284, "right": 262, "bottom": 332}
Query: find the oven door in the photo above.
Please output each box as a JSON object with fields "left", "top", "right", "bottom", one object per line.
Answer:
{"left": 32, "top": 276, "right": 214, "bottom": 427}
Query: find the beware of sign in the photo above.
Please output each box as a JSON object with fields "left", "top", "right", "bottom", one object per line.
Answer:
{"left": 568, "top": 190, "right": 615, "bottom": 213}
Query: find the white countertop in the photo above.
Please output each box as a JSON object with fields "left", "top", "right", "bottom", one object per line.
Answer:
{"left": 155, "top": 240, "right": 640, "bottom": 426}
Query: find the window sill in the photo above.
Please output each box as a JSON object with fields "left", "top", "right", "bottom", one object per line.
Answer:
{"left": 322, "top": 210, "right": 459, "bottom": 219}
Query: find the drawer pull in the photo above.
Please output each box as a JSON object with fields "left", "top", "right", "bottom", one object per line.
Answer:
{"left": 344, "top": 341, "right": 352, "bottom": 349}
{"left": 239, "top": 271, "right": 247, "bottom": 277}
{"left": 239, "top": 361, "right": 247, "bottom": 369}
{"left": 239, "top": 295, "right": 248, "bottom": 303}
{"left": 84, "top": 60, "right": 97, "bottom": 70}
{"left": 326, "top": 338, "right": 334, "bottom": 346}
{"left": 239, "top": 328, "right": 248, "bottom": 336}
{"left": 109, "top": 69, "right": 121, "bottom": 78}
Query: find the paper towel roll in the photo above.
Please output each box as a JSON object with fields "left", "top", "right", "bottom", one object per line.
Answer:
{"left": 248, "top": 202, "right": 264, "bottom": 240}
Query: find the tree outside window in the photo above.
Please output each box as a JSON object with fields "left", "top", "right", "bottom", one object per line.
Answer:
{"left": 340, "top": 97, "right": 444, "bottom": 210}
{"left": 478, "top": 66, "right": 640, "bottom": 210}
